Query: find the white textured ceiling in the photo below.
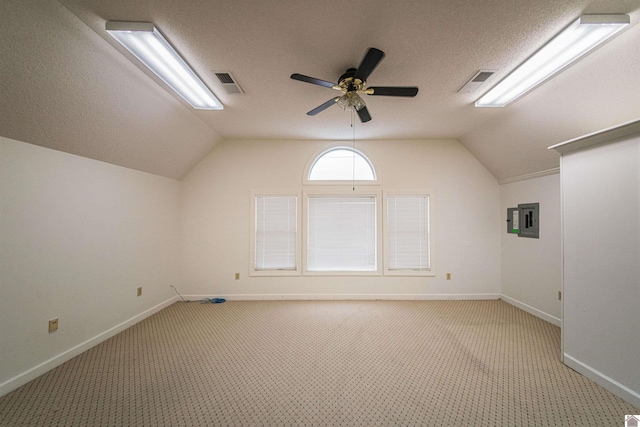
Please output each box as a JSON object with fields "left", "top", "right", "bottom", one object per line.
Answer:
{"left": 1, "top": 0, "right": 640, "bottom": 180}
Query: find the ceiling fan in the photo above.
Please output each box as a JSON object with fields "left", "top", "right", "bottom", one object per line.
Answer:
{"left": 291, "top": 48, "right": 418, "bottom": 123}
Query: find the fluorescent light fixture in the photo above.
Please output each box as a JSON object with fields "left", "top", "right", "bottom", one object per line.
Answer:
{"left": 476, "top": 14, "right": 629, "bottom": 108}
{"left": 106, "top": 21, "right": 223, "bottom": 110}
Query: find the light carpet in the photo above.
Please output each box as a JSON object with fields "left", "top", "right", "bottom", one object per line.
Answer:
{"left": 0, "top": 300, "right": 637, "bottom": 426}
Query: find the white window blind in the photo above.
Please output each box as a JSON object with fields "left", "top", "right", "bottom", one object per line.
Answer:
{"left": 307, "top": 195, "right": 376, "bottom": 271}
{"left": 255, "top": 195, "right": 297, "bottom": 270}
{"left": 387, "top": 195, "right": 430, "bottom": 270}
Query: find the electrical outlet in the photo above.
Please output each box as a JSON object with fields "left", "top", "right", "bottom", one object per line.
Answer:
{"left": 49, "top": 318, "right": 59, "bottom": 333}
{"left": 137, "top": 287, "right": 142, "bottom": 296}
{"left": 235, "top": 273, "right": 240, "bottom": 280}
{"left": 446, "top": 273, "right": 451, "bottom": 280}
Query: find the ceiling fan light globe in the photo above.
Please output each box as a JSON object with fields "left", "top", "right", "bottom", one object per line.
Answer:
{"left": 337, "top": 95, "right": 351, "bottom": 111}
{"left": 353, "top": 94, "right": 366, "bottom": 111}
{"left": 337, "top": 92, "right": 366, "bottom": 111}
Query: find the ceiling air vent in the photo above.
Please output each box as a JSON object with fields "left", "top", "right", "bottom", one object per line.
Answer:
{"left": 458, "top": 70, "right": 495, "bottom": 93}
{"left": 214, "top": 71, "right": 244, "bottom": 94}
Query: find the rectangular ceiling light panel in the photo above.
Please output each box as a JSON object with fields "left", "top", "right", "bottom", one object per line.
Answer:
{"left": 106, "top": 21, "right": 223, "bottom": 110}
{"left": 476, "top": 14, "right": 629, "bottom": 108}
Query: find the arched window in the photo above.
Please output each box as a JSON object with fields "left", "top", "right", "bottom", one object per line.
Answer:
{"left": 308, "top": 147, "right": 376, "bottom": 181}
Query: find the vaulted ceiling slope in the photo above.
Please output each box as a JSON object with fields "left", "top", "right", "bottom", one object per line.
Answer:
{"left": 1, "top": 0, "right": 639, "bottom": 180}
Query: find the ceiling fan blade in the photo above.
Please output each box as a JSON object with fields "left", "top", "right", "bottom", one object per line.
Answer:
{"left": 354, "top": 48, "right": 385, "bottom": 82}
{"left": 357, "top": 106, "right": 372, "bottom": 123}
{"left": 291, "top": 73, "right": 336, "bottom": 89}
{"left": 367, "top": 87, "right": 419, "bottom": 97}
{"left": 307, "top": 97, "right": 339, "bottom": 116}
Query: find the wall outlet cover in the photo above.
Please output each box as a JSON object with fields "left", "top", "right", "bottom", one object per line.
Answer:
{"left": 49, "top": 318, "right": 59, "bottom": 333}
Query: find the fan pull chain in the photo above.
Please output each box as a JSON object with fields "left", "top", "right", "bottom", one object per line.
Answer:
{"left": 352, "top": 109, "right": 356, "bottom": 191}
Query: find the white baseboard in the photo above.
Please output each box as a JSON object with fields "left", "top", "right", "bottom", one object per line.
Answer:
{"left": 500, "top": 294, "right": 561, "bottom": 326}
{"left": 563, "top": 353, "right": 640, "bottom": 408}
{"left": 184, "top": 293, "right": 501, "bottom": 301}
{"left": 0, "top": 297, "right": 178, "bottom": 398}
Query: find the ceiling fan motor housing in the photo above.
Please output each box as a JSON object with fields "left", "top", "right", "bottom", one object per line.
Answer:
{"left": 339, "top": 68, "right": 365, "bottom": 93}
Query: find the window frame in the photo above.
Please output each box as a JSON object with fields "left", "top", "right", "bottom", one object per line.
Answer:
{"left": 303, "top": 145, "right": 382, "bottom": 186}
{"left": 249, "top": 191, "right": 302, "bottom": 277}
{"left": 303, "top": 187, "right": 383, "bottom": 276}
{"left": 249, "top": 148, "right": 437, "bottom": 278}
{"left": 383, "top": 191, "right": 436, "bottom": 277}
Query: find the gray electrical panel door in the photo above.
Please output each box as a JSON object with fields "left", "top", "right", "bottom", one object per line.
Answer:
{"left": 518, "top": 203, "right": 539, "bottom": 238}
{"left": 507, "top": 207, "right": 519, "bottom": 233}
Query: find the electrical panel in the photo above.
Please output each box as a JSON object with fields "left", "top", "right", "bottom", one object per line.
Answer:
{"left": 507, "top": 203, "right": 539, "bottom": 239}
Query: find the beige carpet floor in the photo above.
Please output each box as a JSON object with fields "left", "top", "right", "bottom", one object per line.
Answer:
{"left": 0, "top": 299, "right": 638, "bottom": 426}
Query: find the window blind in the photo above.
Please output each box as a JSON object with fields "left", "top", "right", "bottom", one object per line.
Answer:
{"left": 387, "top": 195, "right": 430, "bottom": 270}
{"left": 255, "top": 195, "right": 297, "bottom": 270}
{"left": 307, "top": 195, "right": 376, "bottom": 271}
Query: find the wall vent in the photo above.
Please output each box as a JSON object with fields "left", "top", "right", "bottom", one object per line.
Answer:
{"left": 458, "top": 70, "right": 495, "bottom": 93}
{"left": 213, "top": 71, "right": 244, "bottom": 94}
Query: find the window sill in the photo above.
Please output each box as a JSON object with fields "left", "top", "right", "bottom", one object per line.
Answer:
{"left": 250, "top": 270, "right": 301, "bottom": 277}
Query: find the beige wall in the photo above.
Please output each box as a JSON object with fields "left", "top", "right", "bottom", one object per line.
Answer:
{"left": 0, "top": 136, "right": 180, "bottom": 395}
{"left": 500, "top": 173, "right": 562, "bottom": 324}
{"left": 559, "top": 131, "right": 640, "bottom": 407}
{"left": 179, "top": 138, "right": 501, "bottom": 299}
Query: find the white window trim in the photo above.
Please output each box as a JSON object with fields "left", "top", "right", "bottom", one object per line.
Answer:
{"left": 383, "top": 190, "right": 436, "bottom": 277}
{"left": 303, "top": 144, "right": 382, "bottom": 186}
{"left": 249, "top": 191, "right": 302, "bottom": 277}
{"left": 302, "top": 188, "right": 383, "bottom": 276}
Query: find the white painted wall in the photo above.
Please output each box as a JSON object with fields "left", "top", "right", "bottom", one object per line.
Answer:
{"left": 0, "top": 137, "right": 180, "bottom": 396}
{"left": 558, "top": 131, "right": 640, "bottom": 407}
{"left": 179, "top": 139, "right": 501, "bottom": 299}
{"left": 500, "top": 173, "right": 561, "bottom": 324}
